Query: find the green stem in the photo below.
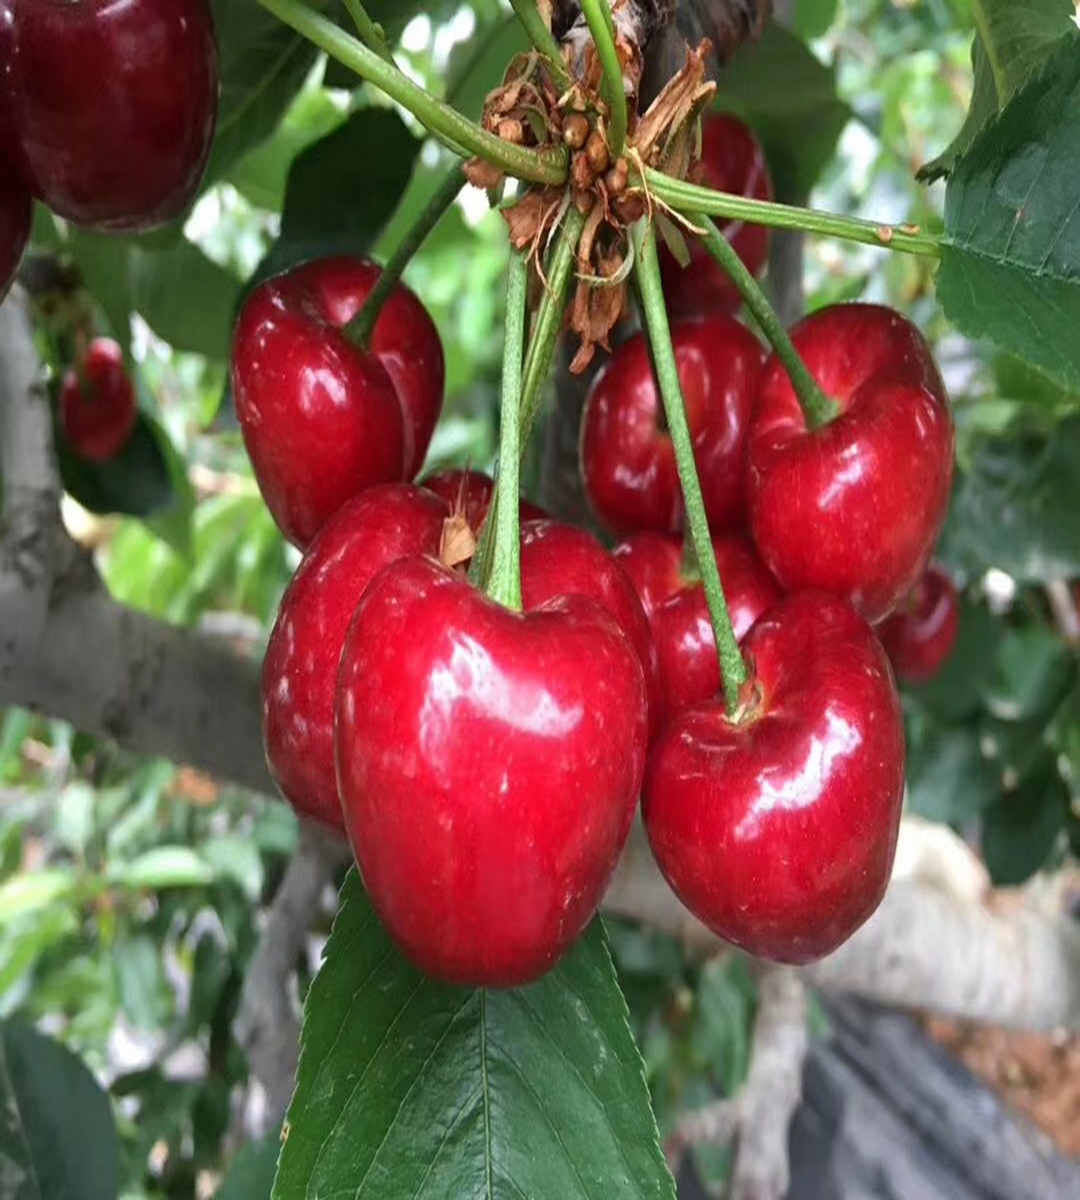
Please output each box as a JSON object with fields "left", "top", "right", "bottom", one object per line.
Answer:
{"left": 342, "top": 0, "right": 395, "bottom": 65}
{"left": 645, "top": 168, "right": 943, "bottom": 258}
{"left": 345, "top": 162, "right": 465, "bottom": 348}
{"left": 631, "top": 219, "right": 749, "bottom": 713}
{"left": 520, "top": 205, "right": 586, "bottom": 440}
{"left": 480, "top": 250, "right": 530, "bottom": 611}
{"left": 698, "top": 215, "right": 838, "bottom": 430}
{"left": 580, "top": 0, "right": 628, "bottom": 159}
{"left": 509, "top": 0, "right": 573, "bottom": 91}
{"left": 257, "top": 0, "right": 568, "bottom": 186}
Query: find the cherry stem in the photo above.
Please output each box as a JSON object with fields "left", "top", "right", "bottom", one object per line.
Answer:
{"left": 520, "top": 205, "right": 587, "bottom": 442}
{"left": 344, "top": 162, "right": 465, "bottom": 350}
{"left": 256, "top": 0, "right": 569, "bottom": 186}
{"left": 480, "top": 249, "right": 529, "bottom": 612}
{"left": 631, "top": 219, "right": 749, "bottom": 713}
{"left": 509, "top": 0, "right": 572, "bottom": 91}
{"left": 342, "top": 0, "right": 395, "bottom": 66}
{"left": 698, "top": 215, "right": 838, "bottom": 430}
{"left": 580, "top": 0, "right": 628, "bottom": 159}
{"left": 643, "top": 168, "right": 943, "bottom": 258}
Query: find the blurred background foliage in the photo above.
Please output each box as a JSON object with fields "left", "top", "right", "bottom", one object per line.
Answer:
{"left": 5, "top": 1, "right": 1080, "bottom": 1196}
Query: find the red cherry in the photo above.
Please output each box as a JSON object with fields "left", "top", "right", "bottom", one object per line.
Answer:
{"left": 660, "top": 114, "right": 773, "bottom": 319}
{"left": 262, "top": 484, "right": 450, "bottom": 833}
{"left": 335, "top": 555, "right": 648, "bottom": 986}
{"left": 300, "top": 258, "right": 445, "bottom": 479}
{"left": 878, "top": 564, "right": 959, "bottom": 684}
{"left": 643, "top": 591, "right": 905, "bottom": 964}
{"left": 59, "top": 338, "right": 137, "bottom": 461}
{"left": 0, "top": 165, "right": 30, "bottom": 300}
{"left": 581, "top": 313, "right": 764, "bottom": 537}
{"left": 3, "top": 0, "right": 218, "bottom": 232}
{"left": 747, "top": 304, "right": 955, "bottom": 623}
{"left": 615, "top": 532, "right": 780, "bottom": 717}
{"left": 233, "top": 260, "right": 410, "bottom": 549}
{"left": 421, "top": 468, "right": 547, "bottom": 531}
{"left": 520, "top": 518, "right": 663, "bottom": 738}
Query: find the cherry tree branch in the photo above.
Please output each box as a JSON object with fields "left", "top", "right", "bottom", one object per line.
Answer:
{"left": 665, "top": 965, "right": 807, "bottom": 1200}
{"left": 235, "top": 820, "right": 350, "bottom": 1130}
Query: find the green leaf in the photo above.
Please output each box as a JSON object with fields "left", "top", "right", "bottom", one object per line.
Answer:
{"left": 903, "top": 598, "right": 1002, "bottom": 721}
{"left": 129, "top": 241, "right": 241, "bottom": 360}
{"left": 67, "top": 231, "right": 133, "bottom": 347}
{"left": 986, "top": 626, "right": 1076, "bottom": 722}
{"left": 55, "top": 411, "right": 174, "bottom": 519}
{"left": 937, "top": 34, "right": 1080, "bottom": 391}
{"left": 793, "top": 0, "right": 838, "bottom": 39}
{"left": 906, "top": 722, "right": 999, "bottom": 824}
{"left": 447, "top": 16, "right": 529, "bottom": 122}
{"left": 0, "top": 870, "right": 77, "bottom": 923}
{"left": 919, "top": 37, "right": 999, "bottom": 182}
{"left": 273, "top": 872, "right": 676, "bottom": 1200}
{"left": 204, "top": 0, "right": 325, "bottom": 185}
{"left": 258, "top": 107, "right": 421, "bottom": 281}
{"left": 0, "top": 1020, "right": 120, "bottom": 1200}
{"left": 711, "top": 23, "right": 851, "bottom": 202}
{"left": 107, "top": 847, "right": 216, "bottom": 890}
{"left": 113, "top": 936, "right": 173, "bottom": 1030}
{"left": 981, "top": 755, "right": 1067, "bottom": 884}
{"left": 972, "top": 0, "right": 1075, "bottom": 100}
{"left": 227, "top": 85, "right": 346, "bottom": 212}
{"left": 219, "top": 1135, "right": 280, "bottom": 1200}
{"left": 940, "top": 416, "right": 1080, "bottom": 581}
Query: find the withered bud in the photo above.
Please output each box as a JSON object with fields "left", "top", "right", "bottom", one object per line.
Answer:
{"left": 563, "top": 113, "right": 590, "bottom": 150}
{"left": 571, "top": 150, "right": 594, "bottom": 192}
{"left": 496, "top": 118, "right": 525, "bottom": 145}
{"left": 615, "top": 193, "right": 646, "bottom": 224}
{"left": 585, "top": 130, "right": 610, "bottom": 175}
{"left": 574, "top": 190, "right": 596, "bottom": 215}
{"left": 604, "top": 159, "right": 629, "bottom": 196}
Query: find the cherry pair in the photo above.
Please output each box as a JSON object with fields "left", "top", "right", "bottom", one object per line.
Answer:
{"left": 263, "top": 483, "right": 657, "bottom": 986}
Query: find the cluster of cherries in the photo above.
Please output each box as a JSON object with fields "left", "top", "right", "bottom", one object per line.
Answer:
{"left": 1, "top": 0, "right": 219, "bottom": 457}
{"left": 235, "top": 112, "right": 960, "bottom": 988}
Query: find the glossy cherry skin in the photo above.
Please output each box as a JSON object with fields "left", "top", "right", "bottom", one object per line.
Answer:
{"left": 520, "top": 519, "right": 663, "bottom": 738}
{"left": 335, "top": 556, "right": 649, "bottom": 986}
{"left": 581, "top": 313, "right": 764, "bottom": 537}
{"left": 262, "top": 484, "right": 449, "bottom": 833}
{"left": 660, "top": 114, "right": 773, "bottom": 319}
{"left": 302, "top": 258, "right": 444, "bottom": 479}
{"left": 0, "top": 166, "right": 30, "bottom": 300}
{"left": 615, "top": 532, "right": 780, "bottom": 717}
{"left": 643, "top": 591, "right": 905, "bottom": 964}
{"left": 59, "top": 338, "right": 138, "bottom": 461}
{"left": 233, "top": 260, "right": 410, "bottom": 549}
{"left": 3, "top": 0, "right": 218, "bottom": 232}
{"left": 421, "top": 468, "right": 547, "bottom": 531}
{"left": 878, "top": 564, "right": 959, "bottom": 684}
{"left": 747, "top": 304, "right": 955, "bottom": 624}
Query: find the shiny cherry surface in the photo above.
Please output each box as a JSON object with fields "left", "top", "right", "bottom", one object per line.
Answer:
{"left": 520, "top": 519, "right": 663, "bottom": 738}
{"left": 59, "top": 338, "right": 137, "bottom": 461}
{"left": 747, "top": 304, "right": 955, "bottom": 623}
{"left": 300, "top": 258, "right": 444, "bottom": 479}
{"left": 643, "top": 590, "right": 905, "bottom": 963}
{"left": 660, "top": 113, "right": 773, "bottom": 318}
{"left": 232, "top": 259, "right": 408, "bottom": 549}
{"left": 581, "top": 313, "right": 764, "bottom": 537}
{"left": 4, "top": 0, "right": 218, "bottom": 231}
{"left": 421, "top": 467, "right": 547, "bottom": 531}
{"left": 262, "top": 484, "right": 449, "bottom": 833}
{"left": 878, "top": 564, "right": 959, "bottom": 684}
{"left": 0, "top": 165, "right": 30, "bottom": 299}
{"left": 615, "top": 532, "right": 780, "bottom": 716}
{"left": 335, "top": 556, "right": 648, "bottom": 986}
